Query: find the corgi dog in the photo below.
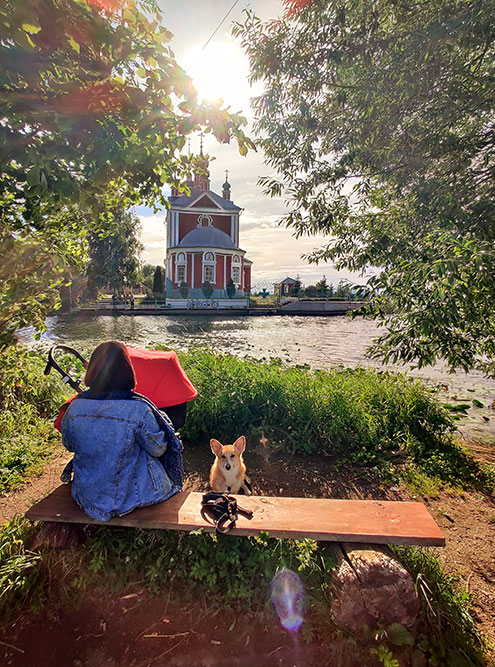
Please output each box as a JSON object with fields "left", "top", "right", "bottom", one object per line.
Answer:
{"left": 209, "top": 436, "right": 251, "bottom": 495}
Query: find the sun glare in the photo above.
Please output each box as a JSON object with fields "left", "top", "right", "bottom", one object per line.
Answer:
{"left": 181, "top": 40, "right": 251, "bottom": 112}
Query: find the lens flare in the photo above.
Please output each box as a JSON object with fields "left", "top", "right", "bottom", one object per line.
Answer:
{"left": 270, "top": 569, "right": 305, "bottom": 631}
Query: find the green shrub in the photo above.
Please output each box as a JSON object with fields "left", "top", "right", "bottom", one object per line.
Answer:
{"left": 0, "top": 346, "right": 71, "bottom": 493}
{"left": 0, "top": 346, "right": 69, "bottom": 415}
{"left": 0, "top": 518, "right": 43, "bottom": 622}
{"left": 0, "top": 406, "right": 61, "bottom": 493}
{"left": 88, "top": 526, "right": 335, "bottom": 613}
{"left": 393, "top": 546, "right": 486, "bottom": 666}
{"left": 175, "top": 350, "right": 494, "bottom": 489}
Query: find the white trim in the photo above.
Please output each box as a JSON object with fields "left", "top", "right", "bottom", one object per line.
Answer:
{"left": 184, "top": 191, "right": 222, "bottom": 210}
{"left": 223, "top": 254, "right": 226, "bottom": 288}
{"left": 191, "top": 253, "right": 195, "bottom": 287}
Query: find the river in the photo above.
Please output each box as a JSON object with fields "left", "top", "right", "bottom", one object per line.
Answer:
{"left": 21, "top": 313, "right": 495, "bottom": 443}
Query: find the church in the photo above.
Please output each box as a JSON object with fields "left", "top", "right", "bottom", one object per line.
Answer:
{"left": 165, "top": 152, "right": 252, "bottom": 308}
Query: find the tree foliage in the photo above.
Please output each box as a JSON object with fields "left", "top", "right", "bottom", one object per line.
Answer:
{"left": 226, "top": 277, "right": 236, "bottom": 298}
{"left": 236, "top": 0, "right": 495, "bottom": 374}
{"left": 179, "top": 280, "right": 189, "bottom": 298}
{"left": 152, "top": 264, "right": 164, "bottom": 295}
{"left": 1, "top": 0, "right": 254, "bottom": 345}
{"left": 86, "top": 208, "right": 143, "bottom": 296}
{"left": 202, "top": 281, "right": 214, "bottom": 299}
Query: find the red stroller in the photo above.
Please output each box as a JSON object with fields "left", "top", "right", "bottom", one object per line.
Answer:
{"left": 45, "top": 345, "right": 197, "bottom": 431}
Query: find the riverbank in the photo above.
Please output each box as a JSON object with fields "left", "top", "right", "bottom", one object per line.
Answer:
{"left": 71, "top": 300, "right": 362, "bottom": 317}
{"left": 20, "top": 313, "right": 495, "bottom": 445}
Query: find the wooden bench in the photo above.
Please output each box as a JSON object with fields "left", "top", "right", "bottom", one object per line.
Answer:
{"left": 26, "top": 484, "right": 445, "bottom": 546}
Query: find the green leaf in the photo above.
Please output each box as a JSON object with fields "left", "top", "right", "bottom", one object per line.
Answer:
{"left": 22, "top": 23, "right": 41, "bottom": 34}
{"left": 387, "top": 623, "right": 414, "bottom": 646}
{"left": 67, "top": 36, "right": 80, "bottom": 54}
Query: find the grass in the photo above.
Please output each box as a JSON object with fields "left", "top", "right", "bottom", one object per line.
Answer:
{"left": 392, "top": 546, "right": 486, "bottom": 666}
{"left": 0, "top": 346, "right": 70, "bottom": 494}
{"left": 0, "top": 518, "right": 43, "bottom": 623}
{"left": 174, "top": 349, "right": 495, "bottom": 492}
{"left": 0, "top": 519, "right": 488, "bottom": 666}
{"left": 1, "top": 345, "right": 494, "bottom": 495}
{"left": 0, "top": 345, "right": 493, "bottom": 663}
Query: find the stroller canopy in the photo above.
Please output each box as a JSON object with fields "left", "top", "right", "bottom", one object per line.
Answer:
{"left": 54, "top": 347, "right": 197, "bottom": 431}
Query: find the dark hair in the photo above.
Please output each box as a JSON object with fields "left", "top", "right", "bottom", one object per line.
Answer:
{"left": 84, "top": 341, "right": 136, "bottom": 392}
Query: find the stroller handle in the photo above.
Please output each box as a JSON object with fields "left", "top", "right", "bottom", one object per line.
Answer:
{"left": 44, "top": 345, "right": 88, "bottom": 393}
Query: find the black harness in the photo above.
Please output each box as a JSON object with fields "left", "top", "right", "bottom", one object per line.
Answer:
{"left": 201, "top": 492, "right": 253, "bottom": 534}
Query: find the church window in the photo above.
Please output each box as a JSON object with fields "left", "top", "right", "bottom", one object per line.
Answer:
{"left": 232, "top": 266, "right": 240, "bottom": 284}
{"left": 204, "top": 264, "right": 214, "bottom": 283}
{"left": 175, "top": 252, "right": 187, "bottom": 284}
{"left": 232, "top": 254, "right": 240, "bottom": 264}
{"left": 205, "top": 252, "right": 214, "bottom": 261}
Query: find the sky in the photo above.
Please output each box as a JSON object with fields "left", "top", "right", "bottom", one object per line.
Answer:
{"left": 138, "top": 0, "right": 360, "bottom": 290}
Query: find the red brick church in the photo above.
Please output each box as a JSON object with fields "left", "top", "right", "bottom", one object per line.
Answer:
{"left": 165, "top": 152, "right": 252, "bottom": 307}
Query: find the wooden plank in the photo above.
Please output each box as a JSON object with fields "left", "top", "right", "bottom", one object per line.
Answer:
{"left": 25, "top": 485, "right": 445, "bottom": 546}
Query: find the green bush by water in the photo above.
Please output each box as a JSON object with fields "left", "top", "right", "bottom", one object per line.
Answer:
{"left": 176, "top": 350, "right": 494, "bottom": 490}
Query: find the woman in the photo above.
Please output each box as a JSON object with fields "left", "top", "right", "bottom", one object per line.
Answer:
{"left": 61, "top": 341, "right": 183, "bottom": 521}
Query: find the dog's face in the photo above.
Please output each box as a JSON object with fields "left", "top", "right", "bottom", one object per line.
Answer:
{"left": 210, "top": 436, "right": 246, "bottom": 472}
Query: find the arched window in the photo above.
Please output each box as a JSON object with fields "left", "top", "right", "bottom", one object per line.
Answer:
{"left": 232, "top": 254, "right": 240, "bottom": 264}
{"left": 175, "top": 252, "right": 187, "bottom": 284}
{"left": 202, "top": 251, "right": 216, "bottom": 284}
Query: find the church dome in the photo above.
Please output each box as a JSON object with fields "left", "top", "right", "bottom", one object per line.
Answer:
{"left": 178, "top": 226, "right": 236, "bottom": 250}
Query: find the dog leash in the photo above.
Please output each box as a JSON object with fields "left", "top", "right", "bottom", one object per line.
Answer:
{"left": 200, "top": 492, "right": 253, "bottom": 534}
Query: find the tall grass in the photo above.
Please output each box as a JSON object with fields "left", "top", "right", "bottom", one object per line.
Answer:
{"left": 0, "top": 347, "right": 69, "bottom": 493}
{"left": 176, "top": 350, "right": 494, "bottom": 490}
{"left": 392, "top": 546, "right": 486, "bottom": 666}
{"left": 1, "top": 346, "right": 493, "bottom": 493}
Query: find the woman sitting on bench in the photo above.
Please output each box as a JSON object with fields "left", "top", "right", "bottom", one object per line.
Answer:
{"left": 60, "top": 341, "right": 183, "bottom": 522}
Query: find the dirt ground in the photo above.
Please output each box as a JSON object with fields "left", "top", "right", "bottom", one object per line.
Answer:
{"left": 1, "top": 438, "right": 494, "bottom": 665}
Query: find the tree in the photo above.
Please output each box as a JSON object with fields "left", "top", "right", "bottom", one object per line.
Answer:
{"left": 178, "top": 281, "right": 188, "bottom": 298}
{"left": 315, "top": 277, "right": 328, "bottom": 298}
{"left": 305, "top": 285, "right": 317, "bottom": 297}
{"left": 152, "top": 265, "right": 165, "bottom": 296}
{"left": 335, "top": 280, "right": 351, "bottom": 299}
{"left": 139, "top": 263, "right": 155, "bottom": 292}
{"left": 226, "top": 278, "right": 236, "bottom": 299}
{"left": 202, "top": 281, "right": 214, "bottom": 299}
{"left": 293, "top": 278, "right": 302, "bottom": 296}
{"left": 236, "top": 1, "right": 495, "bottom": 375}
{"left": 85, "top": 209, "right": 143, "bottom": 297}
{"left": 1, "top": 0, "right": 254, "bottom": 346}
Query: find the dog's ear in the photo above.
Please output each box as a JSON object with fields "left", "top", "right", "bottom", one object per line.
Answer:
{"left": 233, "top": 435, "right": 246, "bottom": 454}
{"left": 210, "top": 439, "right": 223, "bottom": 456}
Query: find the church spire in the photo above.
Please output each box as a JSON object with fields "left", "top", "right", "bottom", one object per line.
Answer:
{"left": 222, "top": 169, "right": 231, "bottom": 200}
{"left": 193, "top": 132, "right": 210, "bottom": 191}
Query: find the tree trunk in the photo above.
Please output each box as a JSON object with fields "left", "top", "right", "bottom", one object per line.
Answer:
{"left": 324, "top": 542, "right": 420, "bottom": 637}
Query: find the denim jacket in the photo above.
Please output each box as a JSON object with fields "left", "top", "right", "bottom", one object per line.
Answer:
{"left": 61, "top": 391, "right": 183, "bottom": 522}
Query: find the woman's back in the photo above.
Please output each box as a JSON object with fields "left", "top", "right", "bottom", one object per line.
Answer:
{"left": 61, "top": 342, "right": 183, "bottom": 521}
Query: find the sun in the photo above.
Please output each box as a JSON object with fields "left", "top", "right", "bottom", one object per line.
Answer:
{"left": 181, "top": 40, "right": 252, "bottom": 112}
